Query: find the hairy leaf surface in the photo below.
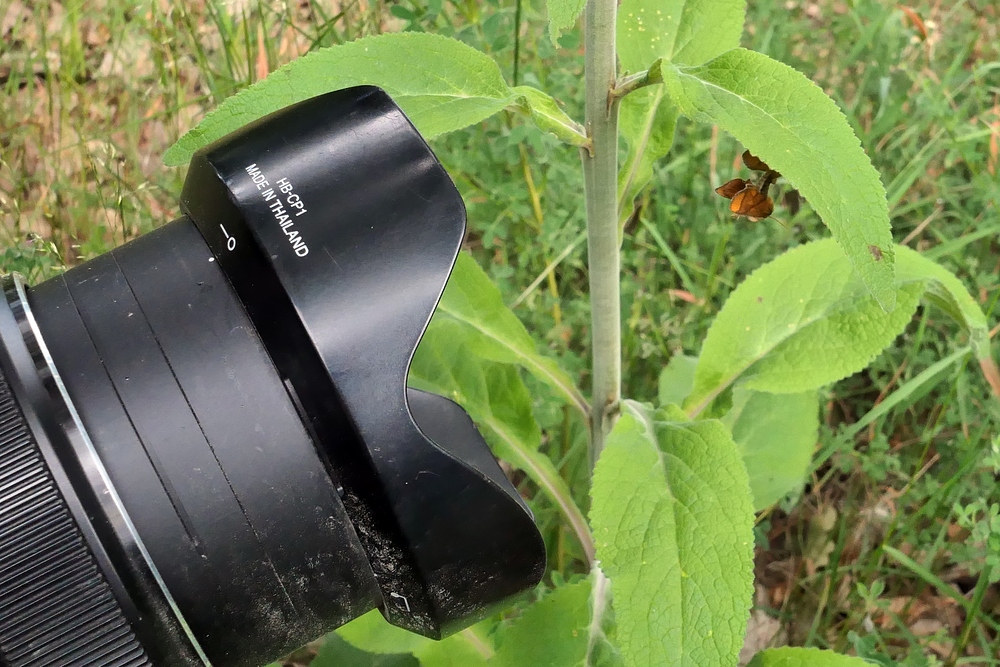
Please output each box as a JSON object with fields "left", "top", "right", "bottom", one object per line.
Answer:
{"left": 687, "top": 239, "right": 990, "bottom": 415}
{"left": 546, "top": 0, "right": 587, "bottom": 41}
{"left": 617, "top": 0, "right": 746, "bottom": 71}
{"left": 437, "top": 253, "right": 587, "bottom": 415}
{"left": 491, "top": 580, "right": 592, "bottom": 667}
{"left": 590, "top": 402, "right": 754, "bottom": 667}
{"left": 687, "top": 240, "right": 921, "bottom": 415}
{"left": 725, "top": 388, "right": 819, "bottom": 510}
{"left": 661, "top": 49, "right": 895, "bottom": 309}
{"left": 165, "top": 33, "right": 513, "bottom": 165}
{"left": 748, "top": 647, "right": 876, "bottom": 667}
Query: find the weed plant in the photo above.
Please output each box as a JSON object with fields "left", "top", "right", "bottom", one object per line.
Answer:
{"left": 2, "top": 0, "right": 999, "bottom": 664}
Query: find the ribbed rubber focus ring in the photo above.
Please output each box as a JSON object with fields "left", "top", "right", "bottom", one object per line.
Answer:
{"left": 0, "top": 368, "right": 151, "bottom": 667}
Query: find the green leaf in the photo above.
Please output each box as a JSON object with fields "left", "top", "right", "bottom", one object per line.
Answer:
{"left": 616, "top": 0, "right": 743, "bottom": 209}
{"left": 617, "top": 0, "right": 746, "bottom": 71}
{"left": 313, "top": 632, "right": 418, "bottom": 667}
{"left": 686, "top": 239, "right": 923, "bottom": 416}
{"left": 411, "top": 318, "right": 595, "bottom": 562}
{"left": 411, "top": 318, "right": 542, "bottom": 458}
{"left": 657, "top": 353, "right": 698, "bottom": 407}
{"left": 547, "top": 0, "right": 587, "bottom": 41}
{"left": 414, "top": 632, "right": 491, "bottom": 667}
{"left": 490, "top": 580, "right": 592, "bottom": 667}
{"left": 336, "top": 610, "right": 491, "bottom": 666}
{"left": 748, "top": 647, "right": 876, "bottom": 667}
{"left": 164, "top": 33, "right": 514, "bottom": 165}
{"left": 661, "top": 49, "right": 895, "bottom": 310}
{"left": 618, "top": 85, "right": 679, "bottom": 212}
{"left": 512, "top": 85, "right": 589, "bottom": 147}
{"left": 437, "top": 253, "right": 588, "bottom": 416}
{"left": 724, "top": 388, "right": 819, "bottom": 511}
{"left": 590, "top": 401, "right": 754, "bottom": 667}
{"left": 337, "top": 609, "right": 429, "bottom": 655}
{"left": 895, "top": 245, "right": 990, "bottom": 359}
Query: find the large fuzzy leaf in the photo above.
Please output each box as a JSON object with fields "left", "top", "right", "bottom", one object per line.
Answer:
{"left": 686, "top": 240, "right": 920, "bottom": 415}
{"left": 165, "top": 33, "right": 513, "bottom": 165}
{"left": 687, "top": 239, "right": 990, "bottom": 416}
{"left": 590, "top": 402, "right": 754, "bottom": 666}
{"left": 166, "top": 33, "right": 586, "bottom": 164}
{"left": 748, "top": 647, "right": 877, "bottom": 667}
{"left": 546, "top": 0, "right": 587, "bottom": 41}
{"left": 436, "top": 253, "right": 587, "bottom": 415}
{"left": 725, "top": 388, "right": 819, "bottom": 510}
{"left": 336, "top": 610, "right": 489, "bottom": 666}
{"left": 617, "top": 0, "right": 746, "bottom": 71}
{"left": 491, "top": 580, "right": 592, "bottom": 667}
{"left": 661, "top": 49, "right": 895, "bottom": 310}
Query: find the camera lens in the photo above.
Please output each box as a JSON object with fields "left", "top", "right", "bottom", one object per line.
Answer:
{"left": 0, "top": 87, "right": 545, "bottom": 667}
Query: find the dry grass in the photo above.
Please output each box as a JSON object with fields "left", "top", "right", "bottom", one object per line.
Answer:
{"left": 0, "top": 0, "right": 383, "bottom": 269}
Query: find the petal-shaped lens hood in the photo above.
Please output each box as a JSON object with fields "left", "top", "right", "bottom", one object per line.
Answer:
{"left": 179, "top": 86, "right": 545, "bottom": 638}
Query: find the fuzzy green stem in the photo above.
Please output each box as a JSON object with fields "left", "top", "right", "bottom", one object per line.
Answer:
{"left": 581, "top": 0, "right": 621, "bottom": 469}
{"left": 584, "top": 567, "right": 611, "bottom": 666}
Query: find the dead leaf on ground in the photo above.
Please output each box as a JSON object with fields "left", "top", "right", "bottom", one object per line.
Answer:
{"left": 739, "top": 610, "right": 783, "bottom": 665}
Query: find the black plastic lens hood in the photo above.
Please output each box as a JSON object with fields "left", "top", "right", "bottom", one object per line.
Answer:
{"left": 179, "top": 86, "right": 545, "bottom": 639}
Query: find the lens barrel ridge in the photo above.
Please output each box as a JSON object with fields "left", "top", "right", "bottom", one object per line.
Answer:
{"left": 0, "top": 280, "right": 152, "bottom": 667}
{"left": 0, "top": 376, "right": 148, "bottom": 667}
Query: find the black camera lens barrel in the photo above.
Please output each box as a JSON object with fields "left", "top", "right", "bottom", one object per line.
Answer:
{"left": 0, "top": 274, "right": 161, "bottom": 667}
{"left": 25, "top": 218, "right": 380, "bottom": 666}
{"left": 0, "top": 86, "right": 545, "bottom": 667}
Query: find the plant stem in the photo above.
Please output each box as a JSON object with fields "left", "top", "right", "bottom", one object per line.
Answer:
{"left": 584, "top": 567, "right": 611, "bottom": 666}
{"left": 580, "top": 6, "right": 620, "bottom": 654}
{"left": 581, "top": 0, "right": 621, "bottom": 469}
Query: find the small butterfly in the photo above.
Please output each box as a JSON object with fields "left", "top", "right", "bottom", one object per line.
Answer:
{"left": 742, "top": 150, "right": 773, "bottom": 173}
{"left": 715, "top": 152, "right": 783, "bottom": 222}
{"left": 715, "top": 178, "right": 751, "bottom": 199}
{"left": 757, "top": 169, "right": 779, "bottom": 197}
{"left": 730, "top": 185, "right": 774, "bottom": 222}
